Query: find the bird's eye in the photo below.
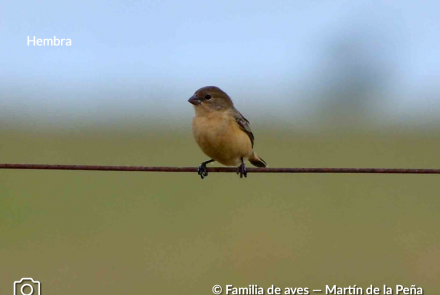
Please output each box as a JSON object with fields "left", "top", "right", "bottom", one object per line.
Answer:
{"left": 205, "top": 95, "right": 212, "bottom": 100}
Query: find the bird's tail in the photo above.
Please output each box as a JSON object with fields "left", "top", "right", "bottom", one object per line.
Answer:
{"left": 248, "top": 152, "right": 268, "bottom": 167}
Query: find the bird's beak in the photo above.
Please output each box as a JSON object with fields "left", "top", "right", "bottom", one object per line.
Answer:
{"left": 188, "top": 95, "right": 202, "bottom": 105}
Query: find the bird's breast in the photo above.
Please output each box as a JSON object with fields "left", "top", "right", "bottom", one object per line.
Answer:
{"left": 192, "top": 112, "right": 229, "bottom": 146}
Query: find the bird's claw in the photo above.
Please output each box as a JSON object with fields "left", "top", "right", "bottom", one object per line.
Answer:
{"left": 237, "top": 163, "right": 247, "bottom": 178}
{"left": 198, "top": 163, "right": 209, "bottom": 179}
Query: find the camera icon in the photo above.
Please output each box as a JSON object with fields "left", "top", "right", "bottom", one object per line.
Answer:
{"left": 13, "top": 278, "right": 41, "bottom": 295}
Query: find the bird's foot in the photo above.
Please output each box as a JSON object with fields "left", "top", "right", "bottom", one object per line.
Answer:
{"left": 198, "top": 163, "right": 209, "bottom": 179}
{"left": 237, "top": 162, "right": 247, "bottom": 178}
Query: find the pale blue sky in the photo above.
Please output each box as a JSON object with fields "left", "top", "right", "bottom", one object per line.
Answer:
{"left": 1, "top": 0, "right": 439, "bottom": 127}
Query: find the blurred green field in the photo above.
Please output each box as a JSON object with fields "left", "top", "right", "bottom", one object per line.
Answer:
{"left": 1, "top": 125, "right": 439, "bottom": 294}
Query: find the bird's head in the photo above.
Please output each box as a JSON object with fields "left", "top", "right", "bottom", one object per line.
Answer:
{"left": 188, "top": 86, "right": 233, "bottom": 112}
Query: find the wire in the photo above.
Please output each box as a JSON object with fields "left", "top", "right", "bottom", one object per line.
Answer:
{"left": 0, "top": 164, "right": 439, "bottom": 174}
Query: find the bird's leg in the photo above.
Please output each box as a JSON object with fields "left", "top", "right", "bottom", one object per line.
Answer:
{"left": 198, "top": 159, "right": 214, "bottom": 179}
{"left": 237, "top": 157, "right": 247, "bottom": 178}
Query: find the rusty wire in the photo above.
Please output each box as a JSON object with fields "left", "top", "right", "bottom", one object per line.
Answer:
{"left": 0, "top": 164, "right": 439, "bottom": 174}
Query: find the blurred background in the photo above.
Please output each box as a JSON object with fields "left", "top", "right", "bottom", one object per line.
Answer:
{"left": 1, "top": 0, "right": 439, "bottom": 294}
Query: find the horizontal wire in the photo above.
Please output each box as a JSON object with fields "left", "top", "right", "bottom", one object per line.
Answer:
{"left": 0, "top": 164, "right": 439, "bottom": 174}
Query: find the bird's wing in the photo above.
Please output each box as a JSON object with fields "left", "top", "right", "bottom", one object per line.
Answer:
{"left": 232, "top": 108, "right": 254, "bottom": 147}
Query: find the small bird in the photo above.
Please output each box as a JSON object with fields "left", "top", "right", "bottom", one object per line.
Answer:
{"left": 188, "top": 86, "right": 267, "bottom": 179}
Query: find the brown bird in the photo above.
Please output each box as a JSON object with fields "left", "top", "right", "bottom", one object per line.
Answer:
{"left": 188, "top": 86, "right": 267, "bottom": 179}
